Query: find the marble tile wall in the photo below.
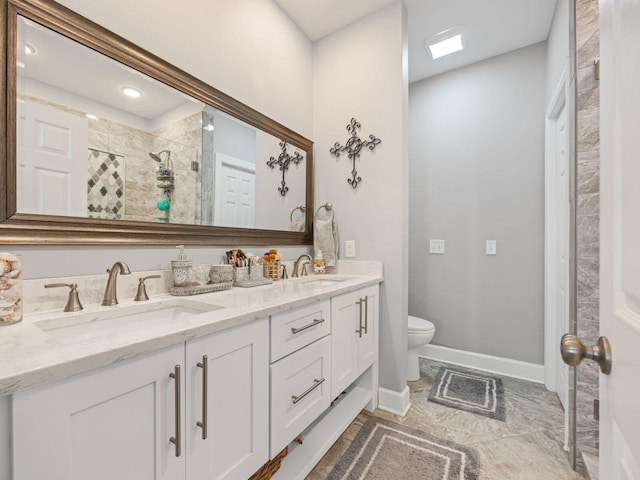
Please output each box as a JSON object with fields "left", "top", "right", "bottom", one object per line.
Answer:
{"left": 151, "top": 112, "right": 202, "bottom": 225}
{"left": 575, "top": 0, "right": 600, "bottom": 455}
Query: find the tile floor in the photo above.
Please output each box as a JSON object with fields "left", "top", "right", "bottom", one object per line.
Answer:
{"left": 307, "top": 359, "right": 585, "bottom": 479}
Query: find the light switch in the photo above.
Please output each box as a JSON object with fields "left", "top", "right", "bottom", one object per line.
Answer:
{"left": 486, "top": 240, "right": 497, "bottom": 255}
{"left": 429, "top": 239, "right": 445, "bottom": 254}
{"left": 345, "top": 240, "right": 356, "bottom": 258}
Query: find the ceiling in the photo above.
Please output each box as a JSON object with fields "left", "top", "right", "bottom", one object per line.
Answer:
{"left": 18, "top": 17, "right": 194, "bottom": 125}
{"left": 275, "top": 0, "right": 559, "bottom": 83}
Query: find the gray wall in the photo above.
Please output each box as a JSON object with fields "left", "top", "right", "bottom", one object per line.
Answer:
{"left": 314, "top": 1, "right": 409, "bottom": 393}
{"left": 409, "top": 42, "right": 547, "bottom": 365}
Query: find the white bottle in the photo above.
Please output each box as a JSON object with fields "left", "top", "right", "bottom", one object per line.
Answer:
{"left": 314, "top": 250, "right": 326, "bottom": 274}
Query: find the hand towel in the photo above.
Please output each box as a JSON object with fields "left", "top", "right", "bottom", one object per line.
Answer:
{"left": 314, "top": 212, "right": 339, "bottom": 267}
{"left": 290, "top": 219, "right": 306, "bottom": 232}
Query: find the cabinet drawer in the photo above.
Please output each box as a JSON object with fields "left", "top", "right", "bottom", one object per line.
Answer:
{"left": 270, "top": 336, "right": 331, "bottom": 457}
{"left": 270, "top": 301, "right": 330, "bottom": 362}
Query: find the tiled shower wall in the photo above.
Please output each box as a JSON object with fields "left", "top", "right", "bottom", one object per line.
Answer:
{"left": 575, "top": 0, "right": 600, "bottom": 455}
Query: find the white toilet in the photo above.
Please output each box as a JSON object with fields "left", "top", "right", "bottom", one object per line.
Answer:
{"left": 407, "top": 315, "right": 436, "bottom": 381}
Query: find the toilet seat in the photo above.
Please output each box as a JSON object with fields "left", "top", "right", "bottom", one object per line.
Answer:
{"left": 408, "top": 315, "right": 435, "bottom": 333}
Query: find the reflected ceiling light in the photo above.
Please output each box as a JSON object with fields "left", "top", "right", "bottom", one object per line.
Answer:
{"left": 425, "top": 28, "right": 464, "bottom": 60}
{"left": 25, "top": 43, "right": 37, "bottom": 55}
{"left": 86, "top": 113, "right": 99, "bottom": 120}
{"left": 17, "top": 61, "right": 25, "bottom": 69}
{"left": 203, "top": 124, "right": 214, "bottom": 132}
{"left": 121, "top": 86, "right": 143, "bottom": 98}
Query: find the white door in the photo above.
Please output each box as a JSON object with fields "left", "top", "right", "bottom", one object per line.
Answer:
{"left": 599, "top": 0, "right": 640, "bottom": 477}
{"left": 186, "top": 319, "right": 268, "bottom": 480}
{"left": 12, "top": 345, "right": 185, "bottom": 480}
{"left": 214, "top": 153, "right": 255, "bottom": 228}
{"left": 16, "top": 101, "right": 88, "bottom": 216}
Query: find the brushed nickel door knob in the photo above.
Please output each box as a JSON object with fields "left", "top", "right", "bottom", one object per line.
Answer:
{"left": 560, "top": 334, "right": 613, "bottom": 375}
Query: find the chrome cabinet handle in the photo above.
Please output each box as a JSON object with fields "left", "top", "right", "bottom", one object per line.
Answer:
{"left": 196, "top": 355, "right": 208, "bottom": 440}
{"left": 291, "top": 318, "right": 325, "bottom": 334}
{"left": 355, "top": 299, "right": 363, "bottom": 337}
{"left": 169, "top": 365, "right": 182, "bottom": 457}
{"left": 363, "top": 295, "right": 369, "bottom": 334}
{"left": 291, "top": 378, "right": 325, "bottom": 404}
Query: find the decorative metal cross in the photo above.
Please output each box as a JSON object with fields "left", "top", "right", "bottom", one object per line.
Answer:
{"left": 330, "top": 117, "right": 381, "bottom": 188}
{"left": 267, "top": 141, "right": 303, "bottom": 196}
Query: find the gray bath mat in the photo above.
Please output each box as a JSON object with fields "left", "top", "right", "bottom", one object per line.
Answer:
{"left": 328, "top": 416, "right": 480, "bottom": 479}
{"left": 428, "top": 366, "right": 506, "bottom": 421}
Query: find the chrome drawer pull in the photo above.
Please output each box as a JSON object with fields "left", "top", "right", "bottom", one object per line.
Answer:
{"left": 196, "top": 355, "right": 208, "bottom": 440}
{"left": 291, "top": 378, "right": 325, "bottom": 404}
{"left": 363, "top": 295, "right": 369, "bottom": 334}
{"left": 291, "top": 318, "right": 325, "bottom": 334}
{"left": 169, "top": 365, "right": 182, "bottom": 457}
{"left": 356, "top": 299, "right": 363, "bottom": 337}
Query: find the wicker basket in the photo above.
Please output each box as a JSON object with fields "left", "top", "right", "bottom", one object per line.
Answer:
{"left": 248, "top": 447, "right": 288, "bottom": 480}
{"left": 263, "top": 260, "right": 281, "bottom": 280}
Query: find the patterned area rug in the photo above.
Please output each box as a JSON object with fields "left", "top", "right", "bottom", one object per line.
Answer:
{"left": 428, "top": 367, "right": 506, "bottom": 421}
{"left": 328, "top": 416, "right": 480, "bottom": 480}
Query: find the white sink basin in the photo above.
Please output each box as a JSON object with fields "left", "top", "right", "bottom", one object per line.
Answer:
{"left": 34, "top": 299, "right": 222, "bottom": 344}
{"left": 300, "top": 275, "right": 350, "bottom": 287}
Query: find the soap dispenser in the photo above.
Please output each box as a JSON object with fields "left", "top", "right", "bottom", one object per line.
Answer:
{"left": 171, "top": 245, "right": 193, "bottom": 286}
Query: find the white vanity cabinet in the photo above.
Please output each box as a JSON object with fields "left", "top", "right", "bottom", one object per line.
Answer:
{"left": 331, "top": 285, "right": 378, "bottom": 399}
{"left": 12, "top": 343, "right": 186, "bottom": 480}
{"left": 11, "top": 319, "right": 269, "bottom": 480}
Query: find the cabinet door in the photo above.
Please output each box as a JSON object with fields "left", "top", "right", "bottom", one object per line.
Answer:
{"left": 331, "top": 291, "right": 358, "bottom": 399}
{"left": 357, "top": 285, "right": 378, "bottom": 371}
{"left": 186, "top": 319, "right": 269, "bottom": 480}
{"left": 12, "top": 344, "right": 186, "bottom": 480}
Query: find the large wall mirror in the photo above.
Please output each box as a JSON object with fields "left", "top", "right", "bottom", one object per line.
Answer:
{"left": 0, "top": 0, "right": 313, "bottom": 245}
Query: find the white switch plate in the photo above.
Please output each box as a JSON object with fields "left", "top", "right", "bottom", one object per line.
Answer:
{"left": 486, "top": 240, "right": 497, "bottom": 255}
{"left": 345, "top": 240, "right": 356, "bottom": 258}
{"left": 429, "top": 239, "right": 445, "bottom": 254}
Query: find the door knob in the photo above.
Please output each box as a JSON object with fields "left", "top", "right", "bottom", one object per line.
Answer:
{"left": 560, "top": 334, "right": 612, "bottom": 375}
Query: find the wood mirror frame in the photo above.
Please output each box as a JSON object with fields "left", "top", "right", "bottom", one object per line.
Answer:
{"left": 0, "top": 0, "right": 314, "bottom": 245}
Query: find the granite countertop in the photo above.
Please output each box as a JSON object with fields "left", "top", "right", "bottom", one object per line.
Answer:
{"left": 0, "top": 272, "right": 382, "bottom": 396}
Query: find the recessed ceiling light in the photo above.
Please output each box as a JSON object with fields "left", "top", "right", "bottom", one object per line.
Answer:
{"left": 86, "top": 113, "right": 99, "bottom": 120}
{"left": 121, "top": 86, "right": 142, "bottom": 98}
{"left": 425, "top": 28, "right": 464, "bottom": 60}
{"left": 25, "top": 43, "right": 36, "bottom": 55}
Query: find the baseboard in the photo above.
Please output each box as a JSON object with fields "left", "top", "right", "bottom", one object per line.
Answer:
{"left": 419, "top": 344, "right": 545, "bottom": 384}
{"left": 377, "top": 386, "right": 411, "bottom": 416}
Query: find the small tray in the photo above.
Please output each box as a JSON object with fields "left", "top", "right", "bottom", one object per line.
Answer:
{"left": 169, "top": 281, "right": 232, "bottom": 296}
{"left": 234, "top": 278, "right": 273, "bottom": 288}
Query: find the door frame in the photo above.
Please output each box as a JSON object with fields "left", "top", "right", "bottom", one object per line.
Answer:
{"left": 544, "top": 64, "right": 571, "bottom": 398}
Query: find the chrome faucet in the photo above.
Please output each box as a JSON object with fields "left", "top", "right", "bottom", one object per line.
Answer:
{"left": 292, "top": 254, "right": 312, "bottom": 277}
{"left": 102, "top": 261, "right": 131, "bottom": 306}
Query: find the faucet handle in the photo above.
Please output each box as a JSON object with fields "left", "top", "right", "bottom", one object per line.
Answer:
{"left": 134, "top": 275, "right": 161, "bottom": 302}
{"left": 281, "top": 264, "right": 289, "bottom": 279}
{"left": 45, "top": 283, "right": 83, "bottom": 312}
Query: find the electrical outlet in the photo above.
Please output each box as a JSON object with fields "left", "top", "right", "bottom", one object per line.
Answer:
{"left": 429, "top": 239, "right": 445, "bottom": 254}
{"left": 345, "top": 240, "right": 356, "bottom": 258}
{"left": 486, "top": 240, "right": 497, "bottom": 255}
